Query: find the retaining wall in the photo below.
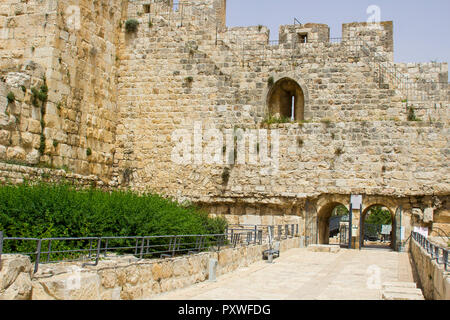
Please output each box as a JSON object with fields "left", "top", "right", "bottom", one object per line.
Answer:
{"left": 0, "top": 237, "right": 300, "bottom": 300}
{"left": 410, "top": 237, "right": 450, "bottom": 300}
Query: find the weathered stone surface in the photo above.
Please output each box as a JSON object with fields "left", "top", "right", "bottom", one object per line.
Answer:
{"left": 3, "top": 238, "right": 300, "bottom": 300}
{"left": 32, "top": 270, "right": 101, "bottom": 300}
{"left": 0, "top": 255, "right": 33, "bottom": 300}
{"left": 423, "top": 208, "right": 434, "bottom": 223}
{"left": 410, "top": 237, "right": 450, "bottom": 300}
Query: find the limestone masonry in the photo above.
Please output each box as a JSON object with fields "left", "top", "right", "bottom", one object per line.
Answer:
{"left": 0, "top": 1, "right": 449, "bottom": 240}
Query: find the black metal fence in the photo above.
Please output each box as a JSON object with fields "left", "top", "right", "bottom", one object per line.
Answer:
{"left": 0, "top": 224, "right": 300, "bottom": 274}
{"left": 412, "top": 232, "right": 449, "bottom": 272}
{"left": 0, "top": 231, "right": 227, "bottom": 274}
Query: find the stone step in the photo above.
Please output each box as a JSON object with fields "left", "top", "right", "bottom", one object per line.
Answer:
{"left": 382, "top": 291, "right": 425, "bottom": 301}
{"left": 382, "top": 282, "right": 417, "bottom": 289}
{"left": 382, "top": 281, "right": 425, "bottom": 300}
{"left": 383, "top": 287, "right": 423, "bottom": 296}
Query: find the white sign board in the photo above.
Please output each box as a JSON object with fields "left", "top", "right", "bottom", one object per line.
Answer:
{"left": 413, "top": 226, "right": 428, "bottom": 238}
{"left": 400, "top": 227, "right": 405, "bottom": 241}
{"left": 351, "top": 195, "right": 362, "bottom": 209}
{"left": 381, "top": 225, "right": 392, "bottom": 235}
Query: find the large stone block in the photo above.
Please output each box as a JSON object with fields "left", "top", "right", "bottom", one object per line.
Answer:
{"left": 0, "top": 255, "right": 33, "bottom": 300}
{"left": 32, "top": 269, "right": 101, "bottom": 300}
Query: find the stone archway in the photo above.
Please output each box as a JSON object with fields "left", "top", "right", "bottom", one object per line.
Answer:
{"left": 317, "top": 201, "right": 348, "bottom": 244}
{"left": 267, "top": 77, "right": 305, "bottom": 121}
{"left": 361, "top": 204, "right": 395, "bottom": 249}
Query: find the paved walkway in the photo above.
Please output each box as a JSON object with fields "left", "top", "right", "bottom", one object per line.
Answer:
{"left": 152, "top": 247, "right": 416, "bottom": 300}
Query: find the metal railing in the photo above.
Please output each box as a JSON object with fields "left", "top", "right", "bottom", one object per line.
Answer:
{"left": 0, "top": 231, "right": 228, "bottom": 274}
{"left": 0, "top": 225, "right": 300, "bottom": 274}
{"left": 226, "top": 224, "right": 299, "bottom": 244}
{"left": 412, "top": 232, "right": 449, "bottom": 272}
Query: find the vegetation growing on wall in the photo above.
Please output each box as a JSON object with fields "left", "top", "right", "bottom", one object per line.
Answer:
{"left": 125, "top": 19, "right": 139, "bottom": 33}
{"left": 7, "top": 92, "right": 15, "bottom": 103}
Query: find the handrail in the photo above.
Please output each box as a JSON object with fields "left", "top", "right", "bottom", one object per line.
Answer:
{"left": 0, "top": 232, "right": 227, "bottom": 274}
{"left": 412, "top": 232, "right": 449, "bottom": 272}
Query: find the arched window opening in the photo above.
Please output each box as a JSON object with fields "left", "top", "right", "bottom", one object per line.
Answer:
{"left": 267, "top": 78, "right": 305, "bottom": 121}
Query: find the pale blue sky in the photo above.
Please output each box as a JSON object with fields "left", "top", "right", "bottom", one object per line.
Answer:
{"left": 226, "top": 0, "right": 450, "bottom": 64}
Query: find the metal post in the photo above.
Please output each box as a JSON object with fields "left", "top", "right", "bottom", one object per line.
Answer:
{"left": 34, "top": 239, "right": 42, "bottom": 274}
{"left": 217, "top": 235, "right": 223, "bottom": 251}
{"left": 359, "top": 203, "right": 363, "bottom": 250}
{"left": 140, "top": 237, "right": 145, "bottom": 259}
{"left": 444, "top": 250, "right": 449, "bottom": 272}
{"left": 83, "top": 238, "right": 101, "bottom": 268}
{"left": 0, "top": 231, "right": 3, "bottom": 271}
{"left": 254, "top": 225, "right": 257, "bottom": 244}
{"left": 95, "top": 238, "right": 101, "bottom": 265}
{"left": 134, "top": 238, "right": 139, "bottom": 256}
{"left": 88, "top": 239, "right": 93, "bottom": 258}
{"left": 104, "top": 238, "right": 108, "bottom": 257}
{"left": 172, "top": 236, "right": 178, "bottom": 257}
{"left": 47, "top": 240, "right": 52, "bottom": 262}
{"left": 348, "top": 203, "right": 353, "bottom": 249}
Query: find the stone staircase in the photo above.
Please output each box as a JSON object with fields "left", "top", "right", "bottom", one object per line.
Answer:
{"left": 382, "top": 282, "right": 425, "bottom": 300}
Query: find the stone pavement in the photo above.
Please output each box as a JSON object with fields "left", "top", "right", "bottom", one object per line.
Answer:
{"left": 151, "top": 247, "right": 417, "bottom": 300}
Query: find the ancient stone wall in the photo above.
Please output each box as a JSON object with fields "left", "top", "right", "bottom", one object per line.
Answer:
{"left": 0, "top": 0, "right": 448, "bottom": 241}
{"left": 0, "top": 161, "right": 104, "bottom": 187}
{"left": 395, "top": 62, "right": 448, "bottom": 83}
{"left": 410, "top": 236, "right": 450, "bottom": 300}
{"left": 0, "top": 0, "right": 122, "bottom": 181}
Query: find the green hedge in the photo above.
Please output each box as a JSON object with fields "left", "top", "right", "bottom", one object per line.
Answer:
{"left": 0, "top": 182, "right": 227, "bottom": 239}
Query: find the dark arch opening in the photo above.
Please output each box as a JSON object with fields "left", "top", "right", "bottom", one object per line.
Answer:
{"left": 267, "top": 78, "right": 305, "bottom": 121}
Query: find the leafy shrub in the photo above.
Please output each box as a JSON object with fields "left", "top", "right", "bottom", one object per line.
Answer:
{"left": 0, "top": 182, "right": 227, "bottom": 241}
{"left": 407, "top": 106, "right": 421, "bottom": 122}
{"left": 125, "top": 19, "right": 139, "bottom": 33}
{"left": 31, "top": 84, "right": 48, "bottom": 107}
{"left": 7, "top": 92, "right": 15, "bottom": 103}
